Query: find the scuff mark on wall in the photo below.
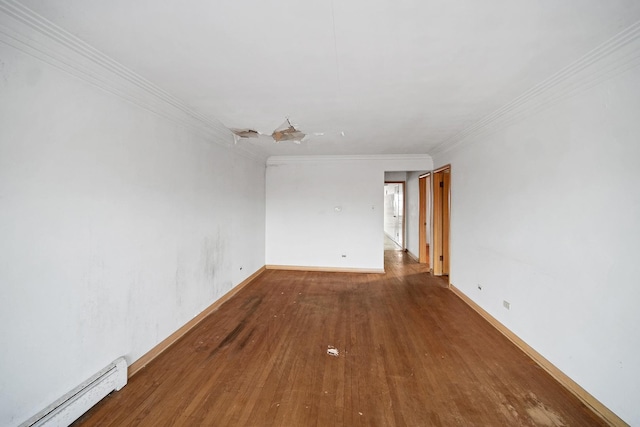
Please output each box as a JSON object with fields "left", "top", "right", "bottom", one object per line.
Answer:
{"left": 200, "top": 226, "right": 235, "bottom": 300}
{"left": 0, "top": 59, "right": 7, "bottom": 87}
{"left": 201, "top": 231, "right": 223, "bottom": 283}
{"left": 174, "top": 252, "right": 186, "bottom": 308}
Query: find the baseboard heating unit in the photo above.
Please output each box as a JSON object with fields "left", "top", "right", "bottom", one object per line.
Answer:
{"left": 19, "top": 357, "right": 127, "bottom": 427}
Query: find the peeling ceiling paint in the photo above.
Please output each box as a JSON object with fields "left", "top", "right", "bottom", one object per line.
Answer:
{"left": 232, "top": 118, "right": 306, "bottom": 144}
{"left": 271, "top": 119, "right": 305, "bottom": 144}
{"left": 19, "top": 0, "right": 640, "bottom": 156}
{"left": 231, "top": 129, "right": 261, "bottom": 139}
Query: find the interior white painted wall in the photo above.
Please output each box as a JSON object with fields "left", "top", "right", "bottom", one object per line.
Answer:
{"left": 384, "top": 171, "right": 407, "bottom": 182}
{"left": 0, "top": 43, "right": 265, "bottom": 426}
{"left": 405, "top": 171, "right": 426, "bottom": 260}
{"left": 432, "top": 62, "right": 640, "bottom": 424}
{"left": 265, "top": 156, "right": 432, "bottom": 271}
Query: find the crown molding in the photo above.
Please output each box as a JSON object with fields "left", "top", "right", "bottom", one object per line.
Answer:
{"left": 266, "top": 154, "right": 432, "bottom": 165}
{"left": 0, "top": 0, "right": 267, "bottom": 163}
{"left": 430, "top": 20, "right": 640, "bottom": 157}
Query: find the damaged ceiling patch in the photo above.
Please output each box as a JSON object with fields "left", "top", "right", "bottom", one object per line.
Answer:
{"left": 271, "top": 118, "right": 305, "bottom": 143}
{"left": 230, "top": 128, "right": 261, "bottom": 138}
{"left": 231, "top": 117, "right": 306, "bottom": 144}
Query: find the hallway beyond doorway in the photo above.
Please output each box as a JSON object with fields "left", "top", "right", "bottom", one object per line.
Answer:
{"left": 384, "top": 234, "right": 402, "bottom": 251}
{"left": 383, "top": 182, "right": 404, "bottom": 248}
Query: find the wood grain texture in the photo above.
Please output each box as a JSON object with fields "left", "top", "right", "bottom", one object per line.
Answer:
{"left": 75, "top": 252, "right": 608, "bottom": 427}
{"left": 450, "top": 284, "right": 627, "bottom": 427}
{"left": 128, "top": 266, "right": 265, "bottom": 377}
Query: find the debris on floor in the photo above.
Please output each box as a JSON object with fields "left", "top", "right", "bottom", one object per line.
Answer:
{"left": 327, "top": 346, "right": 339, "bottom": 357}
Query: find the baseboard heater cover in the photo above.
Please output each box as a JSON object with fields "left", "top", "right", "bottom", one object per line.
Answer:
{"left": 20, "top": 357, "right": 127, "bottom": 427}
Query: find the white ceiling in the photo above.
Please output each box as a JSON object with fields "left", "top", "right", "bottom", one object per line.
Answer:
{"left": 20, "top": 0, "right": 640, "bottom": 156}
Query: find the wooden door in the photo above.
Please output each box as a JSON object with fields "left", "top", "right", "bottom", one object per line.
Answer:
{"left": 419, "top": 177, "right": 426, "bottom": 263}
{"left": 442, "top": 169, "right": 450, "bottom": 274}
{"left": 432, "top": 166, "right": 450, "bottom": 276}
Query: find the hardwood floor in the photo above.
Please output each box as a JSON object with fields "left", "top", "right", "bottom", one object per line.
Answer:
{"left": 75, "top": 251, "right": 606, "bottom": 426}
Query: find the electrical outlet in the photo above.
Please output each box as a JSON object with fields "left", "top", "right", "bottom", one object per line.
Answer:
{"left": 503, "top": 300, "right": 510, "bottom": 310}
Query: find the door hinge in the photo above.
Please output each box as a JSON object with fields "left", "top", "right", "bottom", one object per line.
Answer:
{"left": 439, "top": 181, "right": 444, "bottom": 188}
{"left": 439, "top": 255, "right": 443, "bottom": 261}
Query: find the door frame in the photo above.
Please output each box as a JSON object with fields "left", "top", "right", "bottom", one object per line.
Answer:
{"left": 418, "top": 173, "right": 431, "bottom": 266}
{"left": 384, "top": 181, "right": 406, "bottom": 250}
{"left": 432, "top": 164, "right": 451, "bottom": 277}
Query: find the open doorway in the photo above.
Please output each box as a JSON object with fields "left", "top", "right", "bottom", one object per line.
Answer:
{"left": 383, "top": 181, "right": 405, "bottom": 250}
{"left": 418, "top": 173, "right": 431, "bottom": 267}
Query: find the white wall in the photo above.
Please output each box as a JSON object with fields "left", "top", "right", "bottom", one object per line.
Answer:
{"left": 433, "top": 58, "right": 640, "bottom": 424}
{"left": 384, "top": 171, "right": 407, "bottom": 182}
{"left": 0, "top": 42, "right": 265, "bottom": 425}
{"left": 266, "top": 156, "right": 432, "bottom": 271}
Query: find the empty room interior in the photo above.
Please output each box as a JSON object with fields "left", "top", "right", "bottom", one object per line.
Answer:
{"left": 1, "top": 1, "right": 640, "bottom": 426}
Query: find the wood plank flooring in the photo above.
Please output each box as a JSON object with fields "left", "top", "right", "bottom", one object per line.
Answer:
{"left": 74, "top": 250, "right": 606, "bottom": 426}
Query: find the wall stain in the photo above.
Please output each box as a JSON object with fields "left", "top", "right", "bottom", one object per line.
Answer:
{"left": 201, "top": 228, "right": 227, "bottom": 287}
{"left": 174, "top": 252, "right": 186, "bottom": 307}
{"left": 0, "top": 59, "right": 7, "bottom": 87}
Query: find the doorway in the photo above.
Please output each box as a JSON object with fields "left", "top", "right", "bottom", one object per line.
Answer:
{"left": 432, "top": 165, "right": 451, "bottom": 276}
{"left": 418, "top": 173, "right": 431, "bottom": 267}
{"left": 383, "top": 181, "right": 405, "bottom": 250}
